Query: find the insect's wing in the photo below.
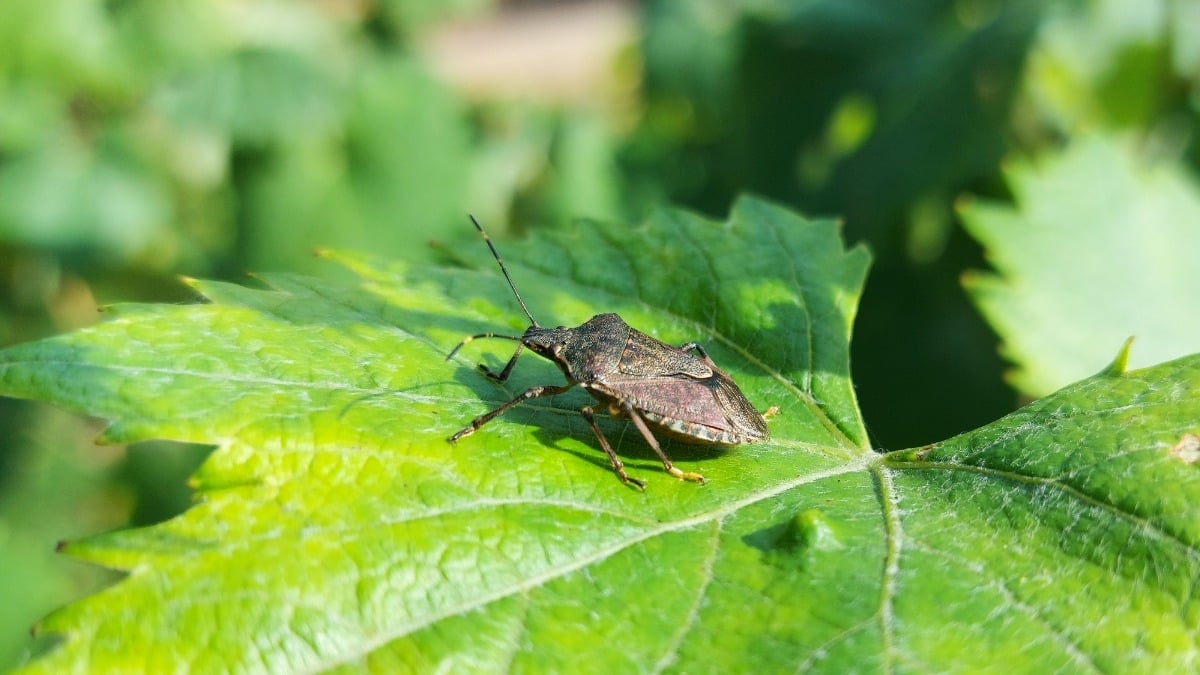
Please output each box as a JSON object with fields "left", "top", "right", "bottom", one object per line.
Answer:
{"left": 708, "top": 370, "right": 770, "bottom": 440}
{"left": 618, "top": 331, "right": 712, "bottom": 378}
{"left": 600, "top": 375, "right": 730, "bottom": 427}
{"left": 594, "top": 371, "right": 769, "bottom": 444}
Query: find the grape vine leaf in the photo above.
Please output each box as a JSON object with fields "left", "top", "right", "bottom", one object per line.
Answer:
{"left": 1, "top": 196, "right": 1197, "bottom": 673}
{"left": 961, "top": 135, "right": 1200, "bottom": 398}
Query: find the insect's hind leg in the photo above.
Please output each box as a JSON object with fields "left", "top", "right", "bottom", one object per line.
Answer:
{"left": 580, "top": 406, "right": 645, "bottom": 490}
{"left": 619, "top": 400, "right": 706, "bottom": 484}
{"left": 677, "top": 342, "right": 715, "bottom": 365}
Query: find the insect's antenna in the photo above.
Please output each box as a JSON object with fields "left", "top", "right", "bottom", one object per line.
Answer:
{"left": 469, "top": 214, "right": 540, "bottom": 327}
{"left": 446, "top": 332, "right": 522, "bottom": 361}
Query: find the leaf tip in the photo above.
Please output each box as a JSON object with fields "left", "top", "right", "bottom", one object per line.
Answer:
{"left": 1101, "top": 336, "right": 1135, "bottom": 376}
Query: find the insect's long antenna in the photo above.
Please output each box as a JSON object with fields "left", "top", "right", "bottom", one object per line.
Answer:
{"left": 469, "top": 214, "right": 540, "bottom": 327}
{"left": 445, "top": 332, "right": 522, "bottom": 361}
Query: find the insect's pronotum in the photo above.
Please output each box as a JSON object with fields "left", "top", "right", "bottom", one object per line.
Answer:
{"left": 446, "top": 216, "right": 769, "bottom": 489}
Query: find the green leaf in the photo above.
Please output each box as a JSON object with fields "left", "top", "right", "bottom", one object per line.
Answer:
{"left": 2, "top": 197, "right": 1198, "bottom": 672}
{"left": 961, "top": 135, "right": 1200, "bottom": 397}
{"left": 1020, "top": 1, "right": 1187, "bottom": 132}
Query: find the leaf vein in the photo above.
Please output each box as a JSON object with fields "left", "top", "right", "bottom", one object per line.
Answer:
{"left": 310, "top": 460, "right": 868, "bottom": 671}
{"left": 887, "top": 460, "right": 1198, "bottom": 558}
{"left": 650, "top": 518, "right": 722, "bottom": 674}
{"left": 904, "top": 538, "right": 1104, "bottom": 673}
{"left": 873, "top": 464, "right": 904, "bottom": 675}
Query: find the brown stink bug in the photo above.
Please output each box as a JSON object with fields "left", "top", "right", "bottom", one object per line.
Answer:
{"left": 446, "top": 216, "right": 769, "bottom": 489}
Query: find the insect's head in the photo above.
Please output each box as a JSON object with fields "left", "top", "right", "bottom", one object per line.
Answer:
{"left": 519, "top": 324, "right": 572, "bottom": 360}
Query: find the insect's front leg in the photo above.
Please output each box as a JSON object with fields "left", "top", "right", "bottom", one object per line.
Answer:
{"left": 479, "top": 344, "right": 525, "bottom": 381}
{"left": 448, "top": 382, "right": 574, "bottom": 442}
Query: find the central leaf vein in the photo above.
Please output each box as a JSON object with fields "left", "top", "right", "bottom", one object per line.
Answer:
{"left": 316, "top": 461, "right": 868, "bottom": 670}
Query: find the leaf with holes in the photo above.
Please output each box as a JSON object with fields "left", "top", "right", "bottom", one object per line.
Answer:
{"left": 1, "top": 196, "right": 1196, "bottom": 672}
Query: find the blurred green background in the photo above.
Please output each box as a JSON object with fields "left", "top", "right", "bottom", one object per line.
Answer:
{"left": 1, "top": 0, "right": 1196, "bottom": 667}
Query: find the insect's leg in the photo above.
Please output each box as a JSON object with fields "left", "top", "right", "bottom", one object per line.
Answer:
{"left": 677, "top": 342, "right": 710, "bottom": 360}
{"left": 480, "top": 344, "right": 524, "bottom": 381}
{"left": 619, "top": 399, "right": 705, "bottom": 484}
{"left": 448, "top": 383, "right": 574, "bottom": 442}
{"left": 580, "top": 406, "right": 645, "bottom": 490}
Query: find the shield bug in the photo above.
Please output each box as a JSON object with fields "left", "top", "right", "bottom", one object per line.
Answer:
{"left": 446, "top": 216, "right": 769, "bottom": 489}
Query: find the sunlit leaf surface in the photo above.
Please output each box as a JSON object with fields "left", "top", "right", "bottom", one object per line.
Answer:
{"left": 1, "top": 198, "right": 1196, "bottom": 673}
